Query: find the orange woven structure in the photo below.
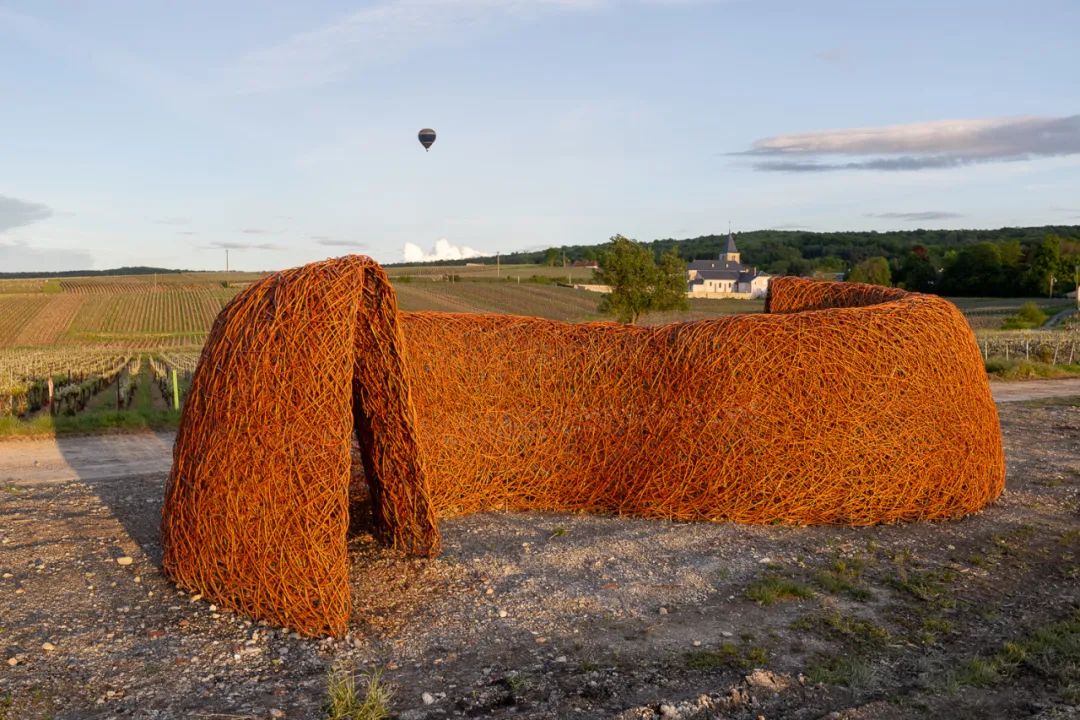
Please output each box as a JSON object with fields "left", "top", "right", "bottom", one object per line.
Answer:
{"left": 162, "top": 256, "right": 1004, "bottom": 636}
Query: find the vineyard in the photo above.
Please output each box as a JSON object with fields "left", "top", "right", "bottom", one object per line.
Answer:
{"left": 0, "top": 266, "right": 1077, "bottom": 434}
{"left": 0, "top": 347, "right": 201, "bottom": 434}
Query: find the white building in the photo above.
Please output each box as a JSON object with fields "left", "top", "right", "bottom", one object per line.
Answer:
{"left": 686, "top": 232, "right": 770, "bottom": 299}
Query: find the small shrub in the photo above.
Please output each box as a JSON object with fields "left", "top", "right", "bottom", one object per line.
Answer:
{"left": 324, "top": 667, "right": 393, "bottom": 720}
{"left": 1001, "top": 302, "right": 1048, "bottom": 329}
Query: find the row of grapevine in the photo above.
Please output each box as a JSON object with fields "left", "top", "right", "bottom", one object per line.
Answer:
{"left": 148, "top": 353, "right": 199, "bottom": 409}
{"left": 975, "top": 330, "right": 1080, "bottom": 365}
{"left": 0, "top": 349, "right": 202, "bottom": 417}
{"left": 0, "top": 350, "right": 130, "bottom": 416}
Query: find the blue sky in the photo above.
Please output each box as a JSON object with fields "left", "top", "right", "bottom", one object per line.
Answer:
{"left": 1, "top": 0, "right": 1078, "bottom": 271}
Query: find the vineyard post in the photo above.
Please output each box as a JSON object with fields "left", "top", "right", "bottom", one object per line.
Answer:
{"left": 172, "top": 368, "right": 180, "bottom": 410}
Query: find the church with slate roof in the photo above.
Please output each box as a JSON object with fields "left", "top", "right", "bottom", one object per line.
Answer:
{"left": 686, "top": 230, "right": 771, "bottom": 299}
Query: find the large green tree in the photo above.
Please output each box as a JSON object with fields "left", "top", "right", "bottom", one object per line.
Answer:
{"left": 594, "top": 235, "right": 687, "bottom": 324}
{"left": 847, "top": 256, "right": 892, "bottom": 286}
{"left": 1025, "top": 234, "right": 1062, "bottom": 296}
{"left": 895, "top": 245, "right": 938, "bottom": 292}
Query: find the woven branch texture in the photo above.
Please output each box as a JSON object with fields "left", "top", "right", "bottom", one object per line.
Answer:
{"left": 161, "top": 256, "right": 1004, "bottom": 636}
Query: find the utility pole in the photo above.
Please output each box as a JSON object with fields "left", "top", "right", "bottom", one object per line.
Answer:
{"left": 226, "top": 248, "right": 230, "bottom": 273}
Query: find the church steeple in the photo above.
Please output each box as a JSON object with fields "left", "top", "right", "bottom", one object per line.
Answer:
{"left": 722, "top": 223, "right": 740, "bottom": 264}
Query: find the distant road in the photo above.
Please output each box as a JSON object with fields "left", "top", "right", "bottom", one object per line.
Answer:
{"left": 1045, "top": 306, "right": 1078, "bottom": 328}
{"left": 1, "top": 380, "right": 1077, "bottom": 487}
{"left": 0, "top": 431, "right": 174, "bottom": 486}
{"left": 989, "top": 378, "right": 1080, "bottom": 403}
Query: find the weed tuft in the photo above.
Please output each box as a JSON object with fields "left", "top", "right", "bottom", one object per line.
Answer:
{"left": 324, "top": 666, "right": 393, "bottom": 720}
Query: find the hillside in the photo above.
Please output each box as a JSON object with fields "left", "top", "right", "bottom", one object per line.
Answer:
{"left": 0, "top": 268, "right": 764, "bottom": 349}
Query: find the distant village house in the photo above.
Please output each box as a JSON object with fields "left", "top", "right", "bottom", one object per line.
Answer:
{"left": 686, "top": 232, "right": 770, "bottom": 299}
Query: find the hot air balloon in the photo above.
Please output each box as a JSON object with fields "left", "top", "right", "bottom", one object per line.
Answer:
{"left": 418, "top": 128, "right": 436, "bottom": 151}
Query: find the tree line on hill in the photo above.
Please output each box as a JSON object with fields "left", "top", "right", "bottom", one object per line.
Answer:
{"left": 460, "top": 225, "right": 1080, "bottom": 297}
{"left": 0, "top": 266, "right": 184, "bottom": 279}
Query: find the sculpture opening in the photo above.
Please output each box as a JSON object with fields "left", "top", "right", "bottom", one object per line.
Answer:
{"left": 162, "top": 255, "right": 1005, "bottom": 636}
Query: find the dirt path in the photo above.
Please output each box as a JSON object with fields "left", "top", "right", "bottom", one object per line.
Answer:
{"left": 0, "top": 431, "right": 174, "bottom": 485}
{"left": 989, "top": 377, "right": 1080, "bottom": 403}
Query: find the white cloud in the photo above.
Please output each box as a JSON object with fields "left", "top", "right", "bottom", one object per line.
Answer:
{"left": 743, "top": 115, "right": 1080, "bottom": 171}
{"left": 403, "top": 238, "right": 485, "bottom": 262}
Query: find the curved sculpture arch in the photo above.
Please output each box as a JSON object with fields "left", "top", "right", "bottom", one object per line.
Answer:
{"left": 162, "top": 256, "right": 1004, "bottom": 635}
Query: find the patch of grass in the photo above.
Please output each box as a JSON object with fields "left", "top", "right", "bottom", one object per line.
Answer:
{"left": 956, "top": 610, "right": 1080, "bottom": 702}
{"left": 503, "top": 673, "right": 527, "bottom": 694}
{"left": 813, "top": 559, "right": 872, "bottom": 601}
{"left": 806, "top": 654, "right": 875, "bottom": 688}
{"left": 324, "top": 667, "right": 393, "bottom": 720}
{"left": 985, "top": 358, "right": 1080, "bottom": 380}
{"left": 1060, "top": 530, "right": 1080, "bottom": 546}
{"left": 793, "top": 611, "right": 890, "bottom": 649}
{"left": 746, "top": 576, "right": 813, "bottom": 604}
{"left": 888, "top": 554, "right": 957, "bottom": 606}
{"left": 0, "top": 407, "right": 181, "bottom": 438}
{"left": 919, "top": 617, "right": 954, "bottom": 646}
{"left": 957, "top": 657, "right": 1001, "bottom": 688}
{"left": 685, "top": 643, "right": 769, "bottom": 671}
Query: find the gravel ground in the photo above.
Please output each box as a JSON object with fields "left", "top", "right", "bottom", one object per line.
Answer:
{"left": 1, "top": 395, "right": 1078, "bottom": 719}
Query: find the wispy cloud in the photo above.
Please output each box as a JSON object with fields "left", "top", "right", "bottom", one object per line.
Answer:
{"left": 240, "top": 227, "right": 274, "bottom": 235}
{"left": 177, "top": 231, "right": 198, "bottom": 236}
{"left": 815, "top": 47, "right": 848, "bottom": 64}
{"left": 0, "top": 239, "right": 92, "bottom": 272}
{"left": 315, "top": 237, "right": 368, "bottom": 248}
{"left": 0, "top": 194, "right": 53, "bottom": 233}
{"left": 218, "top": 0, "right": 607, "bottom": 95}
{"left": 866, "top": 211, "right": 964, "bottom": 221}
{"left": 403, "top": 238, "right": 484, "bottom": 262}
{"left": 741, "top": 115, "right": 1080, "bottom": 172}
{"left": 155, "top": 216, "right": 190, "bottom": 225}
{"left": 206, "top": 240, "right": 285, "bottom": 250}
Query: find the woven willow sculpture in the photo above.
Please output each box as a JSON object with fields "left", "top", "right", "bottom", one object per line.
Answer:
{"left": 161, "top": 256, "right": 1004, "bottom": 635}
